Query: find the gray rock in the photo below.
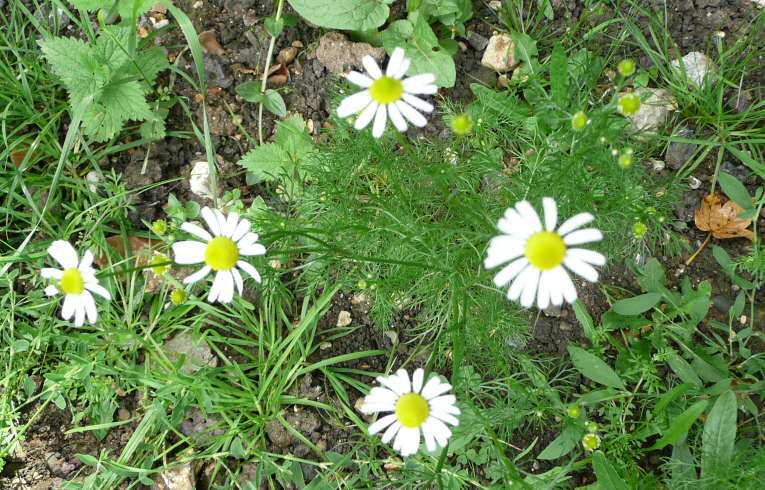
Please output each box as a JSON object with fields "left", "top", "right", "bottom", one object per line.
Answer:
{"left": 223, "top": 0, "right": 255, "bottom": 12}
{"left": 181, "top": 407, "right": 225, "bottom": 443}
{"left": 163, "top": 332, "right": 217, "bottom": 374}
{"left": 666, "top": 128, "right": 697, "bottom": 170}
{"left": 467, "top": 31, "right": 489, "bottom": 51}
{"left": 314, "top": 32, "right": 386, "bottom": 74}
{"left": 152, "top": 462, "right": 196, "bottom": 490}
{"left": 628, "top": 88, "right": 677, "bottom": 133}
{"left": 671, "top": 52, "right": 715, "bottom": 87}
{"left": 266, "top": 420, "right": 292, "bottom": 449}
{"left": 713, "top": 295, "right": 732, "bottom": 314}
{"left": 481, "top": 33, "right": 517, "bottom": 72}
{"left": 204, "top": 54, "right": 233, "bottom": 89}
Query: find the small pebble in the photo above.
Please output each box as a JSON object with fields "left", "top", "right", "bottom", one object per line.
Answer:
{"left": 336, "top": 310, "right": 352, "bottom": 327}
{"left": 688, "top": 176, "right": 701, "bottom": 189}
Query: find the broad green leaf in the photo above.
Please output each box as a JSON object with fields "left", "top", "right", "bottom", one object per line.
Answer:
{"left": 702, "top": 390, "right": 737, "bottom": 475}
{"left": 637, "top": 258, "right": 666, "bottom": 292}
{"left": 263, "top": 89, "right": 287, "bottom": 117}
{"left": 567, "top": 346, "right": 625, "bottom": 390}
{"left": 77, "top": 454, "right": 99, "bottom": 466}
{"left": 612, "top": 292, "right": 661, "bottom": 316}
{"left": 667, "top": 355, "right": 702, "bottom": 388}
{"left": 550, "top": 43, "right": 569, "bottom": 107}
{"left": 654, "top": 383, "right": 695, "bottom": 415}
{"left": 650, "top": 400, "right": 708, "bottom": 450}
{"left": 718, "top": 172, "right": 753, "bottom": 211}
{"left": 511, "top": 31, "right": 538, "bottom": 74}
{"left": 537, "top": 426, "right": 579, "bottom": 460}
{"left": 287, "top": 0, "right": 392, "bottom": 31}
{"left": 592, "top": 451, "right": 629, "bottom": 490}
{"left": 572, "top": 300, "right": 596, "bottom": 343}
{"left": 265, "top": 17, "right": 285, "bottom": 37}
{"left": 12, "top": 339, "right": 30, "bottom": 352}
{"left": 382, "top": 13, "right": 456, "bottom": 87}
{"left": 671, "top": 439, "right": 697, "bottom": 485}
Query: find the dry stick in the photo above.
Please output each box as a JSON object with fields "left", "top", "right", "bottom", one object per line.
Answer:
{"left": 686, "top": 232, "right": 712, "bottom": 266}
{"left": 257, "top": 0, "right": 285, "bottom": 145}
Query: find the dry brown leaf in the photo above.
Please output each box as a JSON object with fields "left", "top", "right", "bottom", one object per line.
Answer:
{"left": 95, "top": 236, "right": 153, "bottom": 268}
{"left": 199, "top": 30, "right": 225, "bottom": 56}
{"left": 694, "top": 194, "right": 755, "bottom": 241}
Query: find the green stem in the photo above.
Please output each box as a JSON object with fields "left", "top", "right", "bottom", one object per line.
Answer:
{"left": 258, "top": 0, "right": 286, "bottom": 144}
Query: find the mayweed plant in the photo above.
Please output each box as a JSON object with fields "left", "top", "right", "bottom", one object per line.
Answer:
{"left": 337, "top": 48, "right": 438, "bottom": 138}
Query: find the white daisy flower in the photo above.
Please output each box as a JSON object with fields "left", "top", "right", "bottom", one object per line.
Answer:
{"left": 485, "top": 198, "right": 606, "bottom": 309}
{"left": 41, "top": 240, "right": 111, "bottom": 326}
{"left": 172, "top": 207, "right": 266, "bottom": 304}
{"left": 361, "top": 368, "right": 460, "bottom": 457}
{"left": 337, "top": 47, "right": 438, "bottom": 138}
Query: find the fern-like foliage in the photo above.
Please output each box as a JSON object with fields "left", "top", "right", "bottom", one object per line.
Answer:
{"left": 39, "top": 27, "right": 168, "bottom": 142}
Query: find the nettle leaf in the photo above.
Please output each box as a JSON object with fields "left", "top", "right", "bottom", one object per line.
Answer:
{"left": 701, "top": 390, "right": 737, "bottom": 475}
{"left": 567, "top": 345, "right": 625, "bottom": 390}
{"left": 83, "top": 81, "right": 152, "bottom": 142}
{"left": 382, "top": 12, "right": 456, "bottom": 87}
{"left": 238, "top": 115, "right": 313, "bottom": 183}
{"left": 286, "top": 0, "right": 393, "bottom": 31}
{"left": 611, "top": 292, "right": 662, "bottom": 316}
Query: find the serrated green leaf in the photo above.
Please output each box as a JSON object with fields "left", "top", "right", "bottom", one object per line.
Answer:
{"left": 612, "top": 292, "right": 661, "bottom": 316}
{"left": 287, "top": 0, "right": 391, "bottom": 30}
{"left": 83, "top": 80, "right": 152, "bottom": 141}
{"left": 567, "top": 345, "right": 625, "bottom": 390}
{"left": 550, "top": 43, "right": 569, "bottom": 107}
{"left": 39, "top": 37, "right": 102, "bottom": 99}
{"left": 239, "top": 144, "right": 291, "bottom": 183}
{"left": 650, "top": 400, "right": 708, "bottom": 450}
{"left": 718, "top": 172, "right": 753, "bottom": 211}
{"left": 592, "top": 451, "right": 629, "bottom": 490}
{"left": 702, "top": 390, "right": 737, "bottom": 475}
{"left": 127, "top": 46, "right": 170, "bottom": 89}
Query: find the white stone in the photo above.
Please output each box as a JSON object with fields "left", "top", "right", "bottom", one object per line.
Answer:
{"left": 153, "top": 462, "right": 195, "bottom": 490}
{"left": 627, "top": 88, "right": 677, "bottom": 133}
{"left": 189, "top": 161, "right": 214, "bottom": 200}
{"left": 671, "top": 52, "right": 715, "bottom": 87}
{"left": 85, "top": 170, "right": 100, "bottom": 193}
{"left": 336, "top": 310, "right": 352, "bottom": 327}
{"left": 481, "top": 33, "right": 517, "bottom": 72}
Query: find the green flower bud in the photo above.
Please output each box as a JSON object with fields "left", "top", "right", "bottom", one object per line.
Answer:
{"left": 582, "top": 433, "right": 601, "bottom": 451}
{"left": 617, "top": 59, "right": 636, "bottom": 77}
{"left": 152, "top": 219, "right": 168, "bottom": 236}
{"left": 171, "top": 289, "right": 188, "bottom": 305}
{"left": 618, "top": 153, "right": 633, "bottom": 169}
{"left": 633, "top": 222, "right": 648, "bottom": 238}
{"left": 585, "top": 421, "right": 599, "bottom": 433}
{"left": 571, "top": 111, "right": 590, "bottom": 131}
{"left": 566, "top": 405, "right": 582, "bottom": 418}
{"left": 449, "top": 114, "right": 474, "bottom": 135}
{"left": 150, "top": 253, "right": 170, "bottom": 276}
{"left": 618, "top": 93, "right": 641, "bottom": 116}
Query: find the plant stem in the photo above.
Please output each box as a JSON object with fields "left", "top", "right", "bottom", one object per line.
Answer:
{"left": 258, "top": 0, "right": 285, "bottom": 145}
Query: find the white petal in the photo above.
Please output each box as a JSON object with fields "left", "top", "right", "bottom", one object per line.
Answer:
{"left": 557, "top": 212, "right": 594, "bottom": 236}
{"left": 564, "top": 256, "right": 600, "bottom": 282}
{"left": 213, "top": 270, "right": 235, "bottom": 303}
{"left": 484, "top": 243, "right": 524, "bottom": 269}
{"left": 367, "top": 386, "right": 398, "bottom": 403}
{"left": 567, "top": 248, "right": 606, "bottom": 266}
{"left": 492, "top": 258, "right": 529, "bottom": 287}
{"left": 236, "top": 232, "right": 260, "bottom": 248}
{"left": 498, "top": 208, "right": 533, "bottom": 238}
{"left": 74, "top": 300, "right": 85, "bottom": 327}
{"left": 554, "top": 267, "right": 578, "bottom": 304}
{"left": 41, "top": 268, "right": 63, "bottom": 280}
{"left": 429, "top": 394, "right": 456, "bottom": 408}
{"left": 207, "top": 270, "right": 224, "bottom": 303}
{"left": 507, "top": 265, "right": 533, "bottom": 301}
{"left": 386, "top": 47, "right": 405, "bottom": 77}
{"left": 232, "top": 268, "right": 244, "bottom": 295}
{"left": 395, "top": 427, "right": 420, "bottom": 456}
{"left": 403, "top": 74, "right": 437, "bottom": 93}
{"left": 224, "top": 212, "right": 239, "bottom": 237}
{"left": 372, "top": 104, "right": 388, "bottom": 138}
{"left": 548, "top": 269, "right": 564, "bottom": 306}
{"left": 184, "top": 265, "right": 212, "bottom": 284}
{"left": 430, "top": 411, "right": 459, "bottom": 426}
{"left": 362, "top": 55, "right": 383, "bottom": 79}
{"left": 401, "top": 93, "right": 433, "bottom": 113}
{"left": 395, "top": 101, "right": 427, "bottom": 127}
{"left": 48, "top": 240, "right": 79, "bottom": 269}
{"left": 44, "top": 285, "right": 59, "bottom": 296}
{"left": 564, "top": 228, "right": 603, "bottom": 246}
{"left": 84, "top": 282, "right": 111, "bottom": 300}
{"left": 380, "top": 421, "right": 401, "bottom": 444}
{"left": 542, "top": 198, "right": 558, "bottom": 231}
{"left": 61, "top": 294, "right": 76, "bottom": 320}
{"left": 213, "top": 209, "right": 228, "bottom": 235}
{"left": 430, "top": 399, "right": 461, "bottom": 416}
{"left": 201, "top": 207, "right": 222, "bottom": 236}
{"left": 423, "top": 427, "right": 437, "bottom": 452}
{"left": 520, "top": 267, "right": 541, "bottom": 308}
{"left": 515, "top": 201, "right": 543, "bottom": 233}
{"left": 338, "top": 90, "right": 373, "bottom": 118}
{"left": 537, "top": 272, "right": 551, "bottom": 310}
{"left": 82, "top": 291, "right": 98, "bottom": 324}
{"left": 423, "top": 418, "right": 451, "bottom": 448}
{"left": 412, "top": 369, "right": 425, "bottom": 393}
{"left": 231, "top": 219, "right": 252, "bottom": 243}
{"left": 360, "top": 403, "right": 396, "bottom": 413}
{"left": 394, "top": 58, "right": 411, "bottom": 79}
{"left": 237, "top": 260, "right": 261, "bottom": 283}
{"left": 387, "top": 102, "right": 408, "bottom": 132}
{"left": 421, "top": 377, "right": 452, "bottom": 400}
{"left": 181, "top": 222, "right": 213, "bottom": 241}
{"left": 346, "top": 70, "right": 373, "bottom": 88}
{"left": 239, "top": 243, "right": 266, "bottom": 256}
{"left": 172, "top": 241, "right": 207, "bottom": 265}
{"left": 354, "top": 101, "right": 378, "bottom": 130}
{"left": 368, "top": 414, "right": 398, "bottom": 435}
{"left": 377, "top": 372, "right": 407, "bottom": 396}
{"left": 79, "top": 250, "right": 94, "bottom": 270}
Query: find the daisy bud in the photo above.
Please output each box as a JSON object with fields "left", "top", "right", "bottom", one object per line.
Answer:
{"left": 585, "top": 421, "right": 599, "bottom": 433}
{"left": 633, "top": 222, "right": 648, "bottom": 239}
{"left": 571, "top": 111, "right": 590, "bottom": 131}
{"left": 171, "top": 289, "right": 188, "bottom": 305}
{"left": 152, "top": 219, "right": 168, "bottom": 236}
{"left": 566, "top": 405, "right": 582, "bottom": 418}
{"left": 449, "top": 113, "right": 474, "bottom": 135}
{"left": 150, "top": 253, "right": 171, "bottom": 276}
{"left": 618, "top": 153, "right": 633, "bottom": 169}
{"left": 618, "top": 93, "right": 641, "bottom": 116}
{"left": 582, "top": 433, "right": 601, "bottom": 451}
{"left": 617, "top": 59, "right": 636, "bottom": 77}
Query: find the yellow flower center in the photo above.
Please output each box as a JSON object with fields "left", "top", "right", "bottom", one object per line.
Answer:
{"left": 395, "top": 393, "right": 430, "bottom": 428}
{"left": 369, "top": 76, "right": 404, "bottom": 105}
{"left": 525, "top": 231, "right": 566, "bottom": 270}
{"left": 204, "top": 237, "right": 239, "bottom": 271}
{"left": 60, "top": 268, "right": 85, "bottom": 295}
